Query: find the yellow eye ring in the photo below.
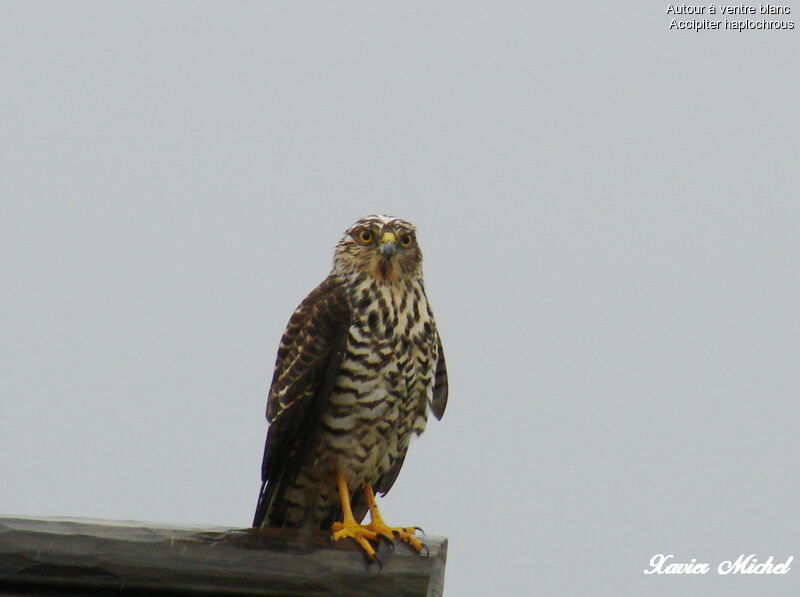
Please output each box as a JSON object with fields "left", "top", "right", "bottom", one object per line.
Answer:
{"left": 357, "top": 229, "right": 374, "bottom": 244}
{"left": 399, "top": 234, "right": 412, "bottom": 248}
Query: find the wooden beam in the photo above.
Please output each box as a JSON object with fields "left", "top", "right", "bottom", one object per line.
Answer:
{"left": 0, "top": 516, "right": 447, "bottom": 596}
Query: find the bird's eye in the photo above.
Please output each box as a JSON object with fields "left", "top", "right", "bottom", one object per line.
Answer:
{"left": 399, "top": 234, "right": 412, "bottom": 248}
{"left": 357, "top": 229, "right": 374, "bottom": 244}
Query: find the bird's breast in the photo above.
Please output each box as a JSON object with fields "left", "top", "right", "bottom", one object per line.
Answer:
{"left": 318, "top": 278, "right": 437, "bottom": 480}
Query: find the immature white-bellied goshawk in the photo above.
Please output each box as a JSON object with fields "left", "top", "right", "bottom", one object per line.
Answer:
{"left": 253, "top": 215, "right": 448, "bottom": 561}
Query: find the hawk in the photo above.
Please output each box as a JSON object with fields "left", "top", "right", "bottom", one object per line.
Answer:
{"left": 253, "top": 215, "right": 448, "bottom": 561}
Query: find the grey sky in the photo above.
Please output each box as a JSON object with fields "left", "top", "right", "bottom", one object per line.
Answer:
{"left": 1, "top": 3, "right": 798, "bottom": 595}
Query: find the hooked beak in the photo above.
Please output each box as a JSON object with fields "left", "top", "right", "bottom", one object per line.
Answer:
{"left": 379, "top": 231, "right": 397, "bottom": 258}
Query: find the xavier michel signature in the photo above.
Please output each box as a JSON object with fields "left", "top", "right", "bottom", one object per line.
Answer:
{"left": 644, "top": 554, "right": 793, "bottom": 575}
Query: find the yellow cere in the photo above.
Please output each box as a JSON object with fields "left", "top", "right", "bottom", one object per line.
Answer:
{"left": 380, "top": 232, "right": 397, "bottom": 244}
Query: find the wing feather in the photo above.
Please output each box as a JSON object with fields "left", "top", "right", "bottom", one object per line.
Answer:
{"left": 253, "top": 276, "right": 351, "bottom": 527}
{"left": 431, "top": 335, "right": 448, "bottom": 420}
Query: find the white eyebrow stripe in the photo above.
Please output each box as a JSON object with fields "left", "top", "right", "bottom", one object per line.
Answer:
{"left": 346, "top": 214, "right": 416, "bottom": 234}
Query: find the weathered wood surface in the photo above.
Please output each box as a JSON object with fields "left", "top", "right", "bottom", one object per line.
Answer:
{"left": 0, "top": 517, "right": 446, "bottom": 596}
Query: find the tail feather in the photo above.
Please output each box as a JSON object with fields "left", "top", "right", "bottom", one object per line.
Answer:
{"left": 252, "top": 479, "right": 272, "bottom": 527}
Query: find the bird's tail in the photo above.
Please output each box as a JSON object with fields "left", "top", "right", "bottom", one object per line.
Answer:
{"left": 252, "top": 479, "right": 271, "bottom": 527}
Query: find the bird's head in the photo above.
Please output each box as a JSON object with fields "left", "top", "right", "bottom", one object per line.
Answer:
{"left": 333, "top": 215, "right": 422, "bottom": 283}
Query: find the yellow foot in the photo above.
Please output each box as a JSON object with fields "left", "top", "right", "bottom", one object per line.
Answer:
{"left": 362, "top": 483, "right": 427, "bottom": 555}
{"left": 331, "top": 520, "right": 380, "bottom": 561}
{"left": 366, "top": 521, "right": 425, "bottom": 553}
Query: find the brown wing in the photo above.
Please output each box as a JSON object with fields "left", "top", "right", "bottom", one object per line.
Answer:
{"left": 253, "top": 276, "right": 351, "bottom": 527}
{"left": 430, "top": 335, "right": 448, "bottom": 420}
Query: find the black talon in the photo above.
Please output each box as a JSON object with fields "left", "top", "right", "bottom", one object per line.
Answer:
{"left": 378, "top": 533, "right": 396, "bottom": 551}
{"left": 420, "top": 543, "right": 430, "bottom": 558}
{"left": 414, "top": 526, "right": 426, "bottom": 538}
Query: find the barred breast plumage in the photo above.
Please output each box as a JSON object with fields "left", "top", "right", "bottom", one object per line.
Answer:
{"left": 322, "top": 275, "right": 436, "bottom": 482}
{"left": 254, "top": 216, "right": 447, "bottom": 560}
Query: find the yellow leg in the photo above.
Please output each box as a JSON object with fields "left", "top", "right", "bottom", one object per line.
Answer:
{"left": 330, "top": 472, "right": 379, "bottom": 560}
{"left": 364, "top": 484, "right": 425, "bottom": 553}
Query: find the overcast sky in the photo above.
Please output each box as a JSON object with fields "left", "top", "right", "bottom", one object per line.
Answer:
{"left": 1, "top": 3, "right": 798, "bottom": 596}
